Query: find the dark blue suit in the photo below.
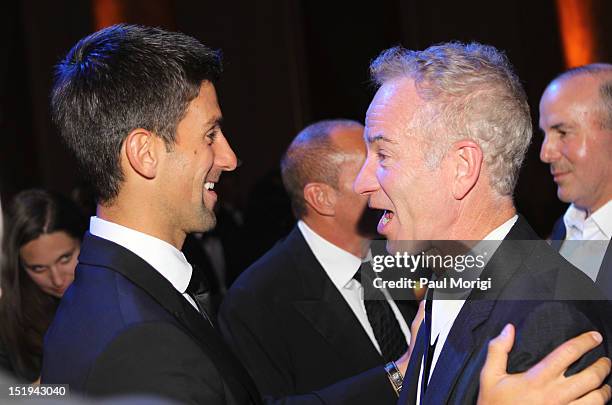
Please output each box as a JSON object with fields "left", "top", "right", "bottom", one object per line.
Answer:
{"left": 43, "top": 232, "right": 403, "bottom": 405}
{"left": 399, "top": 216, "right": 612, "bottom": 405}
{"left": 42, "top": 233, "right": 261, "bottom": 404}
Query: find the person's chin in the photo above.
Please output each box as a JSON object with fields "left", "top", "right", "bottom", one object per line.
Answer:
{"left": 199, "top": 209, "right": 217, "bottom": 232}
{"left": 557, "top": 187, "right": 575, "bottom": 204}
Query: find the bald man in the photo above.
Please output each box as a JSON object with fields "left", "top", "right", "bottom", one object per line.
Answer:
{"left": 219, "top": 119, "right": 418, "bottom": 401}
{"left": 540, "top": 64, "right": 612, "bottom": 297}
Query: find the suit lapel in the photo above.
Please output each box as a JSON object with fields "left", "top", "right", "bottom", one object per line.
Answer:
{"left": 550, "top": 216, "right": 566, "bottom": 251}
{"left": 423, "top": 300, "right": 494, "bottom": 404}
{"left": 286, "top": 228, "right": 384, "bottom": 369}
{"left": 79, "top": 233, "right": 262, "bottom": 404}
{"left": 595, "top": 242, "right": 612, "bottom": 299}
{"left": 424, "top": 216, "right": 536, "bottom": 404}
{"left": 399, "top": 321, "right": 427, "bottom": 405}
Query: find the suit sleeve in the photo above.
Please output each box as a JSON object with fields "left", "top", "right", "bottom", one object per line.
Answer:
{"left": 85, "top": 322, "right": 226, "bottom": 405}
{"left": 219, "top": 285, "right": 300, "bottom": 397}
{"left": 219, "top": 287, "right": 398, "bottom": 405}
{"left": 259, "top": 366, "right": 395, "bottom": 405}
{"left": 508, "top": 301, "right": 610, "bottom": 380}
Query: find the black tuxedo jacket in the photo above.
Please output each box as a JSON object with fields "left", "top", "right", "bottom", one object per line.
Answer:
{"left": 550, "top": 216, "right": 612, "bottom": 299}
{"left": 399, "top": 216, "right": 612, "bottom": 405}
{"left": 219, "top": 226, "right": 418, "bottom": 403}
{"left": 42, "top": 233, "right": 261, "bottom": 404}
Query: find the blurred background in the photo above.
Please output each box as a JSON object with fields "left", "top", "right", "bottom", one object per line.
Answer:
{"left": 1, "top": 0, "right": 611, "bottom": 242}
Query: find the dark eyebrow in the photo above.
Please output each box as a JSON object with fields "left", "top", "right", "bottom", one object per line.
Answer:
{"left": 365, "top": 133, "right": 397, "bottom": 145}
{"left": 204, "top": 116, "right": 223, "bottom": 132}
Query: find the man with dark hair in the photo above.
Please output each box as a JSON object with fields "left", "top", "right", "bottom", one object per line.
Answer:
{"left": 219, "top": 119, "right": 418, "bottom": 401}
{"left": 354, "top": 42, "right": 612, "bottom": 404}
{"left": 540, "top": 64, "right": 612, "bottom": 298}
{"left": 41, "top": 24, "right": 256, "bottom": 403}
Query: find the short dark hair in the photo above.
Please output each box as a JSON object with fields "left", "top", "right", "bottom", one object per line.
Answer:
{"left": 554, "top": 63, "right": 612, "bottom": 130}
{"left": 51, "top": 24, "right": 222, "bottom": 203}
{"left": 280, "top": 119, "right": 362, "bottom": 219}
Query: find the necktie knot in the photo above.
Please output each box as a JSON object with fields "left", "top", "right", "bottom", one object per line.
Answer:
{"left": 186, "top": 265, "right": 210, "bottom": 296}
{"left": 353, "top": 261, "right": 375, "bottom": 284}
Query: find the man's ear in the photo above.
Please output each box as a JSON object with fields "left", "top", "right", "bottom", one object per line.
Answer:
{"left": 303, "top": 183, "right": 337, "bottom": 216}
{"left": 124, "top": 129, "right": 160, "bottom": 179}
{"left": 450, "top": 140, "right": 483, "bottom": 200}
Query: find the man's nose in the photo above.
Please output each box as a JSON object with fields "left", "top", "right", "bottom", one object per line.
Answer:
{"left": 539, "top": 134, "right": 559, "bottom": 163}
{"left": 214, "top": 133, "right": 238, "bottom": 171}
{"left": 353, "top": 158, "right": 379, "bottom": 195}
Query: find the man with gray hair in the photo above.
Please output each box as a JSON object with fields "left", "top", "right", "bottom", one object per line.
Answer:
{"left": 354, "top": 42, "right": 612, "bottom": 404}
{"left": 540, "top": 64, "right": 612, "bottom": 298}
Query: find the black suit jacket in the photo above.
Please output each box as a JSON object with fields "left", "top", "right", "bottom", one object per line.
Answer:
{"left": 399, "top": 216, "right": 612, "bottom": 405}
{"left": 550, "top": 216, "right": 612, "bottom": 299}
{"left": 219, "top": 226, "right": 417, "bottom": 403}
{"left": 42, "top": 233, "right": 261, "bottom": 404}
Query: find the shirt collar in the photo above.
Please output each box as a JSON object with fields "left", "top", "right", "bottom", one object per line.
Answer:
{"left": 564, "top": 200, "right": 612, "bottom": 240}
{"left": 482, "top": 215, "right": 518, "bottom": 241}
{"left": 590, "top": 200, "right": 612, "bottom": 239}
{"left": 89, "top": 216, "right": 192, "bottom": 293}
{"left": 297, "top": 220, "right": 364, "bottom": 289}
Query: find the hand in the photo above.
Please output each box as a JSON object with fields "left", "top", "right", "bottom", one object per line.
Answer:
{"left": 478, "top": 324, "right": 611, "bottom": 405}
{"left": 396, "top": 299, "right": 426, "bottom": 376}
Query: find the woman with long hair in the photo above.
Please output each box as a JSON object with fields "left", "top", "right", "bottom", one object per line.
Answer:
{"left": 0, "top": 189, "right": 86, "bottom": 382}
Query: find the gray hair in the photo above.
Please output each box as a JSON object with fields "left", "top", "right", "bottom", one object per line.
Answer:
{"left": 554, "top": 63, "right": 612, "bottom": 130}
{"left": 370, "top": 42, "right": 532, "bottom": 196}
{"left": 281, "top": 119, "right": 363, "bottom": 218}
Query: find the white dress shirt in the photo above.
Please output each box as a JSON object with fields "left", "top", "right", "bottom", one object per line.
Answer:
{"left": 559, "top": 200, "right": 612, "bottom": 281}
{"left": 297, "top": 220, "right": 411, "bottom": 355}
{"left": 416, "top": 215, "right": 518, "bottom": 403}
{"left": 89, "top": 216, "right": 199, "bottom": 312}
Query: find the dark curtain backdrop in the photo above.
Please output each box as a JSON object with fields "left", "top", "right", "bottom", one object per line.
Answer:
{"left": 2, "top": 0, "right": 609, "bottom": 237}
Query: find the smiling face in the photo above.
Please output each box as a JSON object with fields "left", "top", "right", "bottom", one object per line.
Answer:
{"left": 354, "top": 78, "right": 454, "bottom": 250}
{"left": 20, "top": 231, "right": 80, "bottom": 298}
{"left": 539, "top": 75, "right": 612, "bottom": 213}
{"left": 159, "top": 81, "right": 237, "bottom": 238}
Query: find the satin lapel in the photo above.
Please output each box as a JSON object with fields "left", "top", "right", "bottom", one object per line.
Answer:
{"left": 78, "top": 233, "right": 262, "bottom": 404}
{"left": 425, "top": 217, "right": 536, "bottom": 404}
{"left": 287, "top": 228, "right": 384, "bottom": 370}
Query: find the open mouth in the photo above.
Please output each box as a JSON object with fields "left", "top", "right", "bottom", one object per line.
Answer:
{"left": 378, "top": 210, "right": 394, "bottom": 233}
{"left": 203, "top": 181, "right": 218, "bottom": 206}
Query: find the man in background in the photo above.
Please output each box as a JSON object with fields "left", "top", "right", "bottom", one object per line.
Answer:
{"left": 540, "top": 64, "right": 612, "bottom": 297}
{"left": 220, "top": 119, "right": 418, "bottom": 401}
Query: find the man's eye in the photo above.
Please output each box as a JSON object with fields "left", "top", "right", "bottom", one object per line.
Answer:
{"left": 29, "top": 266, "right": 46, "bottom": 273}
{"left": 377, "top": 152, "right": 388, "bottom": 162}
{"left": 206, "top": 130, "right": 218, "bottom": 145}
